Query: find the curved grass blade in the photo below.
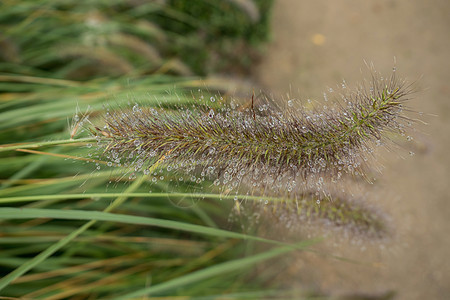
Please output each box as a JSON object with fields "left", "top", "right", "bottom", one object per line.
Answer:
{"left": 0, "top": 207, "right": 315, "bottom": 248}
{"left": 0, "top": 193, "right": 284, "bottom": 204}
{"left": 0, "top": 174, "right": 146, "bottom": 292}
{"left": 117, "top": 241, "right": 313, "bottom": 299}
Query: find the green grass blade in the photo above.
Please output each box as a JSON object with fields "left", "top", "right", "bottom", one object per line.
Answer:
{"left": 0, "top": 219, "right": 95, "bottom": 292}
{"left": 0, "top": 193, "right": 284, "bottom": 204}
{"left": 0, "top": 137, "right": 96, "bottom": 153}
{"left": 0, "top": 175, "right": 146, "bottom": 292}
{"left": 0, "top": 207, "right": 315, "bottom": 248}
{"left": 117, "top": 242, "right": 312, "bottom": 299}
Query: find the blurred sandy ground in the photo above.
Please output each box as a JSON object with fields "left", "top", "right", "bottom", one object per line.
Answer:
{"left": 255, "top": 0, "right": 450, "bottom": 299}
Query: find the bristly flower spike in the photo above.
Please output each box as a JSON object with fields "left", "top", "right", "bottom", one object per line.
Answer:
{"left": 91, "top": 69, "right": 416, "bottom": 195}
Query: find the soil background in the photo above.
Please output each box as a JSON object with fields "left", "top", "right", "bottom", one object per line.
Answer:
{"left": 254, "top": 1, "right": 450, "bottom": 299}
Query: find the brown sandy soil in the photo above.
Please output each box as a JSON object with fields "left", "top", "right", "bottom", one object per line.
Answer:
{"left": 254, "top": 0, "right": 450, "bottom": 299}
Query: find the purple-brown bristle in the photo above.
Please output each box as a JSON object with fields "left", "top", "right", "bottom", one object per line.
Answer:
{"left": 92, "top": 70, "right": 415, "bottom": 196}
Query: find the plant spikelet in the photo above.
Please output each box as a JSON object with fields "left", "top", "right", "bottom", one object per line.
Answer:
{"left": 92, "top": 70, "right": 415, "bottom": 194}
{"left": 261, "top": 194, "right": 389, "bottom": 239}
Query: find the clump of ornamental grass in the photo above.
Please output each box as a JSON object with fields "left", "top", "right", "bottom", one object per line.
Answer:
{"left": 1, "top": 75, "right": 311, "bottom": 299}
{"left": 0, "top": 0, "right": 273, "bottom": 78}
{"left": 91, "top": 69, "right": 415, "bottom": 199}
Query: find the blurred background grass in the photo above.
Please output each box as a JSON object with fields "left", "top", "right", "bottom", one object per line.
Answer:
{"left": 0, "top": 1, "right": 323, "bottom": 299}
{"left": 0, "top": 0, "right": 272, "bottom": 79}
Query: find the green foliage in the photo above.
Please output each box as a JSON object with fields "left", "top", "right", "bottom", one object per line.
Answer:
{"left": 166, "top": 0, "right": 273, "bottom": 74}
{"left": 0, "top": 0, "right": 418, "bottom": 298}
{"left": 0, "top": 73, "right": 307, "bottom": 298}
{"left": 0, "top": 0, "right": 273, "bottom": 78}
{"left": 0, "top": 1, "right": 311, "bottom": 298}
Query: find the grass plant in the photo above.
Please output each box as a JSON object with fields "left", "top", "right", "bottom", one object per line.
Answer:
{"left": 0, "top": 68, "right": 416, "bottom": 298}
{"left": 1, "top": 74, "right": 312, "bottom": 298}
{"left": 0, "top": 1, "right": 419, "bottom": 298}
{"left": 0, "top": 0, "right": 273, "bottom": 77}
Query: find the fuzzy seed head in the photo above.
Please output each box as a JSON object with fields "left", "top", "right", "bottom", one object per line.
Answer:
{"left": 91, "top": 70, "right": 415, "bottom": 196}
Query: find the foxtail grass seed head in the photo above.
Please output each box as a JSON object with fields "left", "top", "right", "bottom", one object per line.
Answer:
{"left": 259, "top": 194, "right": 390, "bottom": 239}
{"left": 89, "top": 69, "right": 416, "bottom": 199}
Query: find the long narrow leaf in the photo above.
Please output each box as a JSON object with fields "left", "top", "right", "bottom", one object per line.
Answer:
{"left": 0, "top": 176, "right": 146, "bottom": 292}
{"left": 118, "top": 242, "right": 311, "bottom": 299}
{"left": 0, "top": 207, "right": 315, "bottom": 248}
